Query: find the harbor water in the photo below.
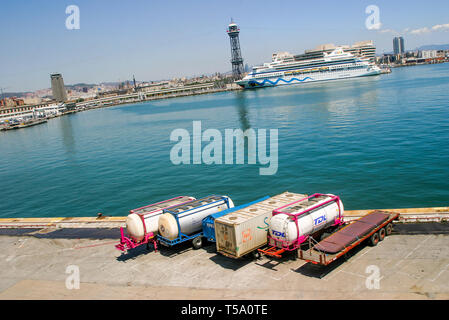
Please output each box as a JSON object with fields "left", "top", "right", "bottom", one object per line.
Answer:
{"left": 1, "top": 63, "right": 449, "bottom": 218}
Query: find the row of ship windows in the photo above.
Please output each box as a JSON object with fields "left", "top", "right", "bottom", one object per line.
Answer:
{"left": 288, "top": 66, "right": 365, "bottom": 75}
{"left": 254, "top": 65, "right": 366, "bottom": 78}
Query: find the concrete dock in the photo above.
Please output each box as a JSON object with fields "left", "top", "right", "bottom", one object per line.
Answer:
{"left": 0, "top": 208, "right": 448, "bottom": 300}
{"left": 0, "top": 119, "right": 48, "bottom": 131}
{"left": 1, "top": 207, "right": 447, "bottom": 229}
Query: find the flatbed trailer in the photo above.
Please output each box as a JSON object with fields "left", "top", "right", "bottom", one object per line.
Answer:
{"left": 298, "top": 210, "right": 399, "bottom": 266}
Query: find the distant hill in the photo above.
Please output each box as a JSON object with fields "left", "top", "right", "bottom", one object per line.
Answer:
{"left": 415, "top": 44, "right": 449, "bottom": 51}
{"left": 1, "top": 92, "right": 31, "bottom": 98}
{"left": 379, "top": 44, "right": 449, "bottom": 56}
{"left": 65, "top": 83, "right": 97, "bottom": 89}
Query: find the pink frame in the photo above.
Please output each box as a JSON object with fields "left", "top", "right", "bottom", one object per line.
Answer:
{"left": 115, "top": 227, "right": 158, "bottom": 252}
{"left": 116, "top": 196, "right": 195, "bottom": 252}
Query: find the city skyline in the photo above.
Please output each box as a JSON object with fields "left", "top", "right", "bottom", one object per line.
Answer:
{"left": 1, "top": 0, "right": 449, "bottom": 92}
{"left": 393, "top": 37, "right": 405, "bottom": 55}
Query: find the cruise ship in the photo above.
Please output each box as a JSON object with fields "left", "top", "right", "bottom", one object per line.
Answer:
{"left": 236, "top": 47, "right": 381, "bottom": 88}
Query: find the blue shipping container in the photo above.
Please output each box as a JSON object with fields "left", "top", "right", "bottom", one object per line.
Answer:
{"left": 202, "top": 196, "right": 270, "bottom": 242}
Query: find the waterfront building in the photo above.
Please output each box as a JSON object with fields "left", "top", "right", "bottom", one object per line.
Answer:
{"left": 302, "top": 41, "right": 376, "bottom": 63}
{"left": 422, "top": 50, "right": 438, "bottom": 59}
{"left": 0, "top": 97, "right": 25, "bottom": 108}
{"left": 50, "top": 73, "right": 68, "bottom": 102}
{"left": 227, "top": 21, "right": 244, "bottom": 79}
{"left": 76, "top": 83, "right": 222, "bottom": 109}
{"left": 0, "top": 102, "right": 65, "bottom": 122}
{"left": 393, "top": 37, "right": 405, "bottom": 55}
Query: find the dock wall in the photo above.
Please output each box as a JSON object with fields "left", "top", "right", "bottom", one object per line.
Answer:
{"left": 0, "top": 207, "right": 447, "bottom": 229}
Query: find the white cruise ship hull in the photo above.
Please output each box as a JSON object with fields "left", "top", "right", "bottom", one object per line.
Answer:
{"left": 237, "top": 67, "right": 381, "bottom": 89}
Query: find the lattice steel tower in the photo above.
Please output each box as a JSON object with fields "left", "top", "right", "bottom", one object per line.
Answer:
{"left": 227, "top": 20, "right": 244, "bottom": 79}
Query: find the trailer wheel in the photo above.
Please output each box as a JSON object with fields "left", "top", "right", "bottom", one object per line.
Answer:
{"left": 251, "top": 251, "right": 261, "bottom": 260}
{"left": 385, "top": 223, "right": 393, "bottom": 236}
{"left": 369, "top": 232, "right": 379, "bottom": 246}
{"left": 378, "top": 228, "right": 386, "bottom": 241}
{"left": 192, "top": 236, "right": 203, "bottom": 250}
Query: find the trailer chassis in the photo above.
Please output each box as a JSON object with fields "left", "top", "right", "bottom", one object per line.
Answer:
{"left": 298, "top": 212, "right": 399, "bottom": 266}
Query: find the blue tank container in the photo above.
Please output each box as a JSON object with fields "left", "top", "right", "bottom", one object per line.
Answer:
{"left": 202, "top": 196, "right": 270, "bottom": 242}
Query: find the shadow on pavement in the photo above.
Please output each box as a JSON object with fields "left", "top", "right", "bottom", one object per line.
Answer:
{"left": 294, "top": 241, "right": 369, "bottom": 279}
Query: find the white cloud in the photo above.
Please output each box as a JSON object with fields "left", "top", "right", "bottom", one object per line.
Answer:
{"left": 410, "top": 27, "right": 431, "bottom": 35}
{"left": 375, "top": 23, "right": 449, "bottom": 36}
{"left": 378, "top": 28, "right": 396, "bottom": 34}
{"left": 409, "top": 23, "right": 449, "bottom": 35}
{"left": 432, "top": 23, "right": 449, "bottom": 31}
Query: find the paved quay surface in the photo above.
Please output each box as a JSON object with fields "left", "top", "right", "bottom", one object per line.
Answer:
{"left": 0, "top": 224, "right": 448, "bottom": 300}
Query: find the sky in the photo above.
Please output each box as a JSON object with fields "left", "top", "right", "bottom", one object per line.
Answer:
{"left": 1, "top": 0, "right": 449, "bottom": 92}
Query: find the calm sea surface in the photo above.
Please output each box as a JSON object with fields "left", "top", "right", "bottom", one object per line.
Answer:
{"left": 1, "top": 64, "right": 449, "bottom": 218}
